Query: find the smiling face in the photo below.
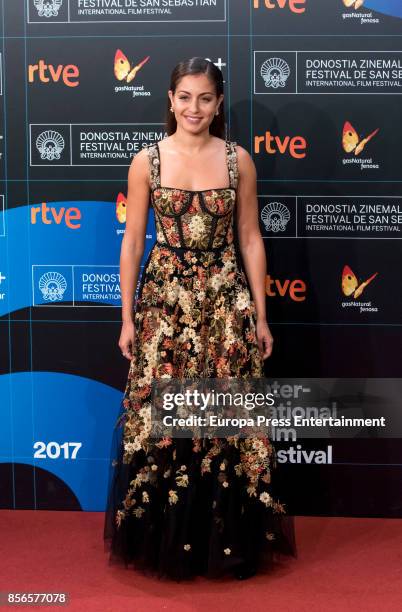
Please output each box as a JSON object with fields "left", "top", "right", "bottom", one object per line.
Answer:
{"left": 168, "top": 73, "right": 224, "bottom": 134}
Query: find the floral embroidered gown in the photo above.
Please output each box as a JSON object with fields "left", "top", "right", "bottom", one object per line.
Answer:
{"left": 103, "top": 139, "right": 297, "bottom": 580}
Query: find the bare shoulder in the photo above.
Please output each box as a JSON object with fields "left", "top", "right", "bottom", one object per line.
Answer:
{"left": 132, "top": 144, "right": 151, "bottom": 164}
{"left": 155, "top": 136, "right": 174, "bottom": 151}
{"left": 233, "top": 143, "right": 257, "bottom": 180}
{"left": 127, "top": 145, "right": 151, "bottom": 188}
{"left": 234, "top": 142, "right": 253, "bottom": 163}
{"left": 128, "top": 145, "right": 150, "bottom": 173}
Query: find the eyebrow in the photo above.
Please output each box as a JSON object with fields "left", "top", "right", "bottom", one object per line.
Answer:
{"left": 177, "top": 90, "right": 214, "bottom": 95}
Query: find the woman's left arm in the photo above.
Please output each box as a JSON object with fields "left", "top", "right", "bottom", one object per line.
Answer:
{"left": 235, "top": 145, "right": 273, "bottom": 360}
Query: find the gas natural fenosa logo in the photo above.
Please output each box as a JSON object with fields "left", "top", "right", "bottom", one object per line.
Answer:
{"left": 116, "top": 192, "right": 126, "bottom": 224}
{"left": 342, "top": 0, "right": 364, "bottom": 9}
{"left": 114, "top": 50, "right": 151, "bottom": 98}
{"left": 342, "top": 121, "right": 379, "bottom": 156}
{"left": 341, "top": 264, "right": 379, "bottom": 313}
{"left": 116, "top": 192, "right": 126, "bottom": 236}
{"left": 341, "top": 265, "right": 378, "bottom": 299}
{"left": 114, "top": 50, "right": 150, "bottom": 83}
{"left": 341, "top": 0, "right": 382, "bottom": 27}
{"left": 342, "top": 121, "right": 380, "bottom": 171}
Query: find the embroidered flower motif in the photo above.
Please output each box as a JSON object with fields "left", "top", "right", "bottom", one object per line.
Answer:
{"left": 189, "top": 214, "right": 206, "bottom": 240}
{"left": 210, "top": 274, "right": 223, "bottom": 292}
{"left": 224, "top": 548, "right": 231, "bottom": 555}
{"left": 265, "top": 532, "right": 276, "bottom": 541}
{"left": 156, "top": 437, "right": 173, "bottom": 449}
{"left": 168, "top": 490, "right": 179, "bottom": 505}
{"left": 133, "top": 507, "right": 145, "bottom": 518}
{"left": 123, "top": 496, "right": 135, "bottom": 510}
{"left": 115, "top": 510, "right": 125, "bottom": 527}
{"left": 259, "top": 491, "right": 272, "bottom": 507}
{"left": 201, "top": 457, "right": 212, "bottom": 474}
{"left": 176, "top": 473, "right": 189, "bottom": 487}
{"left": 235, "top": 290, "right": 250, "bottom": 311}
{"left": 258, "top": 447, "right": 268, "bottom": 459}
{"left": 184, "top": 544, "right": 191, "bottom": 551}
{"left": 175, "top": 465, "right": 189, "bottom": 487}
{"left": 124, "top": 439, "right": 141, "bottom": 453}
{"left": 234, "top": 464, "right": 242, "bottom": 477}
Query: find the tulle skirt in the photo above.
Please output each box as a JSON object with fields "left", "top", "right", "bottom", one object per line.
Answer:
{"left": 103, "top": 242, "right": 297, "bottom": 580}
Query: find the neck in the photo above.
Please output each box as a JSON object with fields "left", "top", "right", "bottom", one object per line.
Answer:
{"left": 170, "top": 129, "right": 214, "bottom": 154}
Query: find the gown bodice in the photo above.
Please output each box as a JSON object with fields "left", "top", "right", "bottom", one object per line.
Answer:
{"left": 145, "top": 139, "right": 239, "bottom": 251}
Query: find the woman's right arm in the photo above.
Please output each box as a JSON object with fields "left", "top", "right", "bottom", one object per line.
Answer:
{"left": 119, "top": 147, "right": 151, "bottom": 360}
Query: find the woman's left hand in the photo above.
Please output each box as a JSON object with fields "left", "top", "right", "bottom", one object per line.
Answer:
{"left": 256, "top": 319, "right": 274, "bottom": 360}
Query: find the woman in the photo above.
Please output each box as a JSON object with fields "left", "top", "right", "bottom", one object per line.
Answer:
{"left": 104, "top": 57, "right": 297, "bottom": 581}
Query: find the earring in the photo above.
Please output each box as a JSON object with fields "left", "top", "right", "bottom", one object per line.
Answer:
{"left": 170, "top": 106, "right": 174, "bottom": 113}
{"left": 215, "top": 109, "right": 219, "bottom": 115}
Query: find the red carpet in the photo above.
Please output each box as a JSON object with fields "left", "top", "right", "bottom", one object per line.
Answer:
{"left": 1, "top": 511, "right": 402, "bottom": 611}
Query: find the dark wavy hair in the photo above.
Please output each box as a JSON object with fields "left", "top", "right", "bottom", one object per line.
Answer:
{"left": 165, "top": 57, "right": 226, "bottom": 139}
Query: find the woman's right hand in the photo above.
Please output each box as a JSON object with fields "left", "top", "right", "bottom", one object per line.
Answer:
{"left": 119, "top": 320, "right": 135, "bottom": 360}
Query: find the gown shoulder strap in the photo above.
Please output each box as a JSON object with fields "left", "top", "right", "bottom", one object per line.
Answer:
{"left": 226, "top": 140, "right": 239, "bottom": 190}
{"left": 145, "top": 143, "right": 161, "bottom": 191}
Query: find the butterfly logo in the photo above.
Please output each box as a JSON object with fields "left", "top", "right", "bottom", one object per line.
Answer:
{"left": 116, "top": 192, "right": 126, "bottom": 224}
{"left": 342, "top": 0, "right": 364, "bottom": 8}
{"left": 114, "top": 50, "right": 150, "bottom": 83}
{"left": 341, "top": 265, "right": 378, "bottom": 299}
{"left": 342, "top": 121, "right": 379, "bottom": 156}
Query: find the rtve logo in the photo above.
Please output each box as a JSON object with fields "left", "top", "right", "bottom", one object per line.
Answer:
{"left": 31, "top": 203, "right": 82, "bottom": 229}
{"left": 253, "top": 0, "right": 306, "bottom": 14}
{"left": 28, "top": 60, "right": 80, "bottom": 87}
{"left": 255, "top": 132, "right": 307, "bottom": 159}
{"left": 266, "top": 275, "right": 306, "bottom": 301}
